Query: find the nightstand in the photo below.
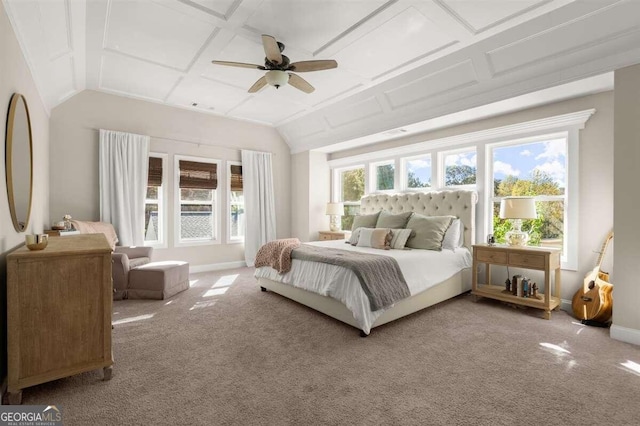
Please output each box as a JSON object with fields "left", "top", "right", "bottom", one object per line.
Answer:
{"left": 318, "top": 231, "right": 346, "bottom": 241}
{"left": 471, "top": 244, "right": 561, "bottom": 319}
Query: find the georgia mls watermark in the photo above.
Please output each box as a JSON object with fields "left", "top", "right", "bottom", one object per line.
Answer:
{"left": 0, "top": 405, "right": 62, "bottom": 426}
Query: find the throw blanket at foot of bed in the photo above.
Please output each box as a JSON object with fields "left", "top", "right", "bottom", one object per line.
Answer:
{"left": 291, "top": 244, "right": 410, "bottom": 311}
{"left": 255, "top": 238, "right": 301, "bottom": 273}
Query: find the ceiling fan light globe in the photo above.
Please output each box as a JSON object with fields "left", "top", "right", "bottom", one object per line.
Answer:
{"left": 265, "top": 70, "right": 288, "bottom": 88}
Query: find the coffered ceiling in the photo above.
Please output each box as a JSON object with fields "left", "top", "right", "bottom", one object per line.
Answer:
{"left": 5, "top": 0, "right": 640, "bottom": 153}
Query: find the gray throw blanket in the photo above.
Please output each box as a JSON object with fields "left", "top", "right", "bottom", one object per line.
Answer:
{"left": 291, "top": 244, "right": 410, "bottom": 311}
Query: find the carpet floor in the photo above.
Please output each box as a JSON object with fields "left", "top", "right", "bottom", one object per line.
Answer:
{"left": 19, "top": 267, "right": 640, "bottom": 425}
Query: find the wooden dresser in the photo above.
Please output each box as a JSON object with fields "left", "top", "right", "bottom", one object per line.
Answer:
{"left": 7, "top": 234, "right": 113, "bottom": 404}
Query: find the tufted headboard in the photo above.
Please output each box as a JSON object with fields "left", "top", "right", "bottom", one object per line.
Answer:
{"left": 359, "top": 190, "right": 478, "bottom": 250}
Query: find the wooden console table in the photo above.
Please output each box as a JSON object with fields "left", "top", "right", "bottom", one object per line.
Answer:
{"left": 7, "top": 234, "right": 113, "bottom": 404}
{"left": 471, "top": 244, "right": 561, "bottom": 319}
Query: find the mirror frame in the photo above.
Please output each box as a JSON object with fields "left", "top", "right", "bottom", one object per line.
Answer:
{"left": 5, "top": 93, "right": 34, "bottom": 232}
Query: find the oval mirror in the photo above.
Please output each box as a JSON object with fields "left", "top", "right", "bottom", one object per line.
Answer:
{"left": 5, "top": 93, "right": 33, "bottom": 232}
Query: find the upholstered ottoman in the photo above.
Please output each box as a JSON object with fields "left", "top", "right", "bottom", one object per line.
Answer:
{"left": 127, "top": 261, "right": 190, "bottom": 300}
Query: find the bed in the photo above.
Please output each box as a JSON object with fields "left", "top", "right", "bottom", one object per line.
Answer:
{"left": 255, "top": 190, "right": 477, "bottom": 336}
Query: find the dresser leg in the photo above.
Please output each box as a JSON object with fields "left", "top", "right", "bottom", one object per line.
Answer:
{"left": 7, "top": 390, "right": 22, "bottom": 405}
{"left": 103, "top": 366, "right": 113, "bottom": 381}
{"left": 543, "top": 310, "right": 551, "bottom": 320}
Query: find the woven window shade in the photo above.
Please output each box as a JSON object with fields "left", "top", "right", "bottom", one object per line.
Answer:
{"left": 148, "top": 157, "right": 163, "bottom": 186}
{"left": 179, "top": 160, "right": 217, "bottom": 189}
{"left": 230, "top": 165, "right": 243, "bottom": 191}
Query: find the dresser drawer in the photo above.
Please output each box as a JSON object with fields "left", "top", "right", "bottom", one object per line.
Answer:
{"left": 476, "top": 249, "right": 507, "bottom": 264}
{"left": 319, "top": 234, "right": 331, "bottom": 241}
{"left": 509, "top": 253, "right": 545, "bottom": 269}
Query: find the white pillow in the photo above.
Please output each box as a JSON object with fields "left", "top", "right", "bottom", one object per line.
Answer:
{"left": 442, "top": 219, "right": 463, "bottom": 250}
{"left": 389, "top": 229, "right": 412, "bottom": 249}
{"left": 348, "top": 228, "right": 362, "bottom": 245}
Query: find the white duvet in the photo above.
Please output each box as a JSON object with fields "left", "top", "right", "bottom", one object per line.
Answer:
{"left": 254, "top": 240, "right": 472, "bottom": 334}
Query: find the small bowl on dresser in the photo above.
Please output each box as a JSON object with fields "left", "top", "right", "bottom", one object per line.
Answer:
{"left": 25, "top": 234, "right": 48, "bottom": 251}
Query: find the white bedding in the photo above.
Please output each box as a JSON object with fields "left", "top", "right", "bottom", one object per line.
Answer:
{"left": 254, "top": 240, "right": 472, "bottom": 334}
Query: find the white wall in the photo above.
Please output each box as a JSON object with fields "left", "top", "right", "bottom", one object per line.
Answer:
{"left": 322, "top": 92, "right": 614, "bottom": 302}
{"left": 0, "top": 0, "right": 50, "bottom": 388}
{"left": 49, "top": 90, "right": 290, "bottom": 267}
{"left": 612, "top": 64, "right": 640, "bottom": 344}
{"left": 290, "top": 151, "right": 330, "bottom": 241}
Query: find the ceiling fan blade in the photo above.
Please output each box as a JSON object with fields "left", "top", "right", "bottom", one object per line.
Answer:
{"left": 262, "top": 35, "right": 282, "bottom": 65}
{"left": 288, "top": 60, "right": 337, "bottom": 72}
{"left": 211, "top": 60, "right": 265, "bottom": 70}
{"left": 248, "top": 76, "right": 268, "bottom": 93}
{"left": 288, "top": 73, "right": 315, "bottom": 94}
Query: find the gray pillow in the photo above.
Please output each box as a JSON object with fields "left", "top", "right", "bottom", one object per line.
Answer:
{"left": 351, "top": 212, "right": 380, "bottom": 231}
{"left": 405, "top": 214, "right": 455, "bottom": 251}
{"left": 375, "top": 211, "right": 413, "bottom": 229}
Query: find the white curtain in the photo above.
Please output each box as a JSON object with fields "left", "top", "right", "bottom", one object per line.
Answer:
{"left": 99, "top": 129, "right": 149, "bottom": 247}
{"left": 241, "top": 150, "right": 276, "bottom": 266}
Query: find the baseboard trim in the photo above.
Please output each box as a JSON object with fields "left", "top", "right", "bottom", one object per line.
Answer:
{"left": 190, "top": 261, "right": 247, "bottom": 274}
{"left": 610, "top": 324, "right": 640, "bottom": 346}
{"left": 560, "top": 298, "right": 572, "bottom": 312}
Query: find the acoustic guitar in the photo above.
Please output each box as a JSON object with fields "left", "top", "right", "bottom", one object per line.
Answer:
{"left": 572, "top": 231, "right": 613, "bottom": 323}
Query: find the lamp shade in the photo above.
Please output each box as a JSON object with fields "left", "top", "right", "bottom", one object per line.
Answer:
{"left": 325, "top": 202, "right": 344, "bottom": 216}
{"left": 499, "top": 197, "right": 537, "bottom": 219}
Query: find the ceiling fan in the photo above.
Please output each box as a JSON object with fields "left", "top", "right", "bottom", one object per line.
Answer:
{"left": 212, "top": 35, "right": 337, "bottom": 94}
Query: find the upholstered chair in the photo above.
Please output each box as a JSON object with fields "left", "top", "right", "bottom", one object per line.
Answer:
{"left": 71, "top": 220, "right": 153, "bottom": 299}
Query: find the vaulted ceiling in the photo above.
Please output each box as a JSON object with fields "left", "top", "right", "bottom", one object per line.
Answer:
{"left": 5, "top": 0, "right": 640, "bottom": 153}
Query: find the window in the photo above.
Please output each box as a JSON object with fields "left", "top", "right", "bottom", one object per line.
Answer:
{"left": 175, "top": 156, "right": 220, "bottom": 245}
{"left": 372, "top": 160, "right": 395, "bottom": 191}
{"left": 441, "top": 148, "right": 477, "bottom": 187}
{"left": 489, "top": 136, "right": 567, "bottom": 254}
{"left": 403, "top": 154, "right": 431, "bottom": 189}
{"left": 336, "top": 166, "right": 365, "bottom": 230}
{"left": 145, "top": 154, "right": 166, "bottom": 246}
{"left": 228, "top": 162, "right": 245, "bottom": 242}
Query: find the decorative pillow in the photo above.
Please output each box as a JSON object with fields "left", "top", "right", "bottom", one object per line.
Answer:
{"left": 442, "top": 219, "right": 464, "bottom": 251}
{"left": 375, "top": 211, "right": 413, "bottom": 229}
{"left": 351, "top": 212, "right": 380, "bottom": 231}
{"left": 389, "top": 229, "right": 413, "bottom": 249}
{"left": 356, "top": 228, "right": 392, "bottom": 250}
{"left": 348, "top": 228, "right": 363, "bottom": 245}
{"left": 405, "top": 214, "right": 455, "bottom": 251}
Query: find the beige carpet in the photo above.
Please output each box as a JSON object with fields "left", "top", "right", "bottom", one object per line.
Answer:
{"left": 19, "top": 267, "right": 640, "bottom": 425}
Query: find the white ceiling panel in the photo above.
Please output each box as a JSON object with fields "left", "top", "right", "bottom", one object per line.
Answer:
{"left": 384, "top": 60, "right": 478, "bottom": 109}
{"left": 179, "top": 0, "right": 239, "bottom": 19}
{"left": 37, "top": 0, "right": 71, "bottom": 60}
{"left": 325, "top": 97, "right": 383, "bottom": 128}
{"left": 439, "top": 0, "right": 548, "bottom": 33}
{"left": 104, "top": 0, "right": 215, "bottom": 70}
{"left": 243, "top": 0, "right": 390, "bottom": 53}
{"left": 334, "top": 7, "right": 456, "bottom": 79}
{"left": 228, "top": 92, "right": 308, "bottom": 124}
{"left": 487, "top": 1, "right": 640, "bottom": 76}
{"left": 47, "top": 56, "right": 76, "bottom": 101}
{"left": 100, "top": 54, "right": 182, "bottom": 101}
{"left": 167, "top": 76, "right": 249, "bottom": 113}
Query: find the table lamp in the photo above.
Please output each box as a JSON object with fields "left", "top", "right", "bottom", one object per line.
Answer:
{"left": 499, "top": 197, "right": 537, "bottom": 246}
{"left": 326, "top": 202, "right": 344, "bottom": 232}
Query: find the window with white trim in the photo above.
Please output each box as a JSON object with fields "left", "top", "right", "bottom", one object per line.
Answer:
{"left": 144, "top": 154, "right": 166, "bottom": 247}
{"left": 228, "top": 161, "right": 245, "bottom": 243}
{"left": 402, "top": 154, "right": 432, "bottom": 189}
{"left": 335, "top": 165, "right": 365, "bottom": 231}
{"left": 441, "top": 148, "right": 477, "bottom": 187}
{"left": 175, "top": 155, "right": 220, "bottom": 245}
{"left": 488, "top": 136, "right": 567, "bottom": 254}
{"left": 371, "top": 160, "right": 395, "bottom": 191}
